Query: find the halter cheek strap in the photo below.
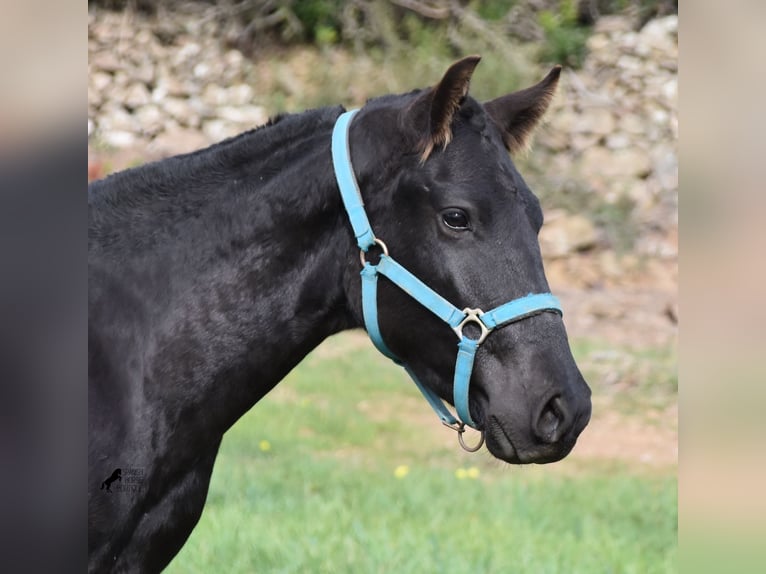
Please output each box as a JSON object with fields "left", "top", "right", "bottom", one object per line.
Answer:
{"left": 332, "top": 109, "right": 562, "bottom": 448}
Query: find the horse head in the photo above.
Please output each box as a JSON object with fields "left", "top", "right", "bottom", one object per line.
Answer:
{"left": 343, "top": 56, "right": 591, "bottom": 464}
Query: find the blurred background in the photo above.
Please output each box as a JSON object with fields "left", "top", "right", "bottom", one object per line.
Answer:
{"left": 88, "top": 1, "right": 678, "bottom": 572}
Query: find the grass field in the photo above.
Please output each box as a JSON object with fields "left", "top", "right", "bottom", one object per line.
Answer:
{"left": 166, "top": 332, "right": 677, "bottom": 573}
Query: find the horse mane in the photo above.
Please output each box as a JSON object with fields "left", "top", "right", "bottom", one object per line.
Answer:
{"left": 178, "top": 105, "right": 344, "bottom": 164}
{"left": 90, "top": 105, "right": 344, "bottom": 202}
{"left": 88, "top": 106, "right": 346, "bottom": 253}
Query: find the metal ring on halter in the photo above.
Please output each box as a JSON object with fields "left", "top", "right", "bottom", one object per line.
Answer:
{"left": 443, "top": 420, "right": 485, "bottom": 452}
{"left": 458, "top": 427, "right": 485, "bottom": 452}
{"left": 359, "top": 238, "right": 389, "bottom": 266}
{"left": 452, "top": 308, "right": 491, "bottom": 344}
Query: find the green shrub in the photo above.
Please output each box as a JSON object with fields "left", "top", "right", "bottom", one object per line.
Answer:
{"left": 474, "top": 0, "right": 518, "bottom": 21}
{"left": 538, "top": 1, "right": 590, "bottom": 68}
{"left": 292, "top": 0, "right": 343, "bottom": 43}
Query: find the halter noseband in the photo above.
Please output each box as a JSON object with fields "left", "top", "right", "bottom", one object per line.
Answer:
{"left": 331, "top": 109, "right": 563, "bottom": 451}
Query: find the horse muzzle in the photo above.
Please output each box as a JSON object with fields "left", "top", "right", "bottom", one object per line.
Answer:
{"left": 481, "top": 364, "right": 592, "bottom": 464}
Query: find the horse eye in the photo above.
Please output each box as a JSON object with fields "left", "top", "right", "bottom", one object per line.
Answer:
{"left": 442, "top": 209, "right": 470, "bottom": 231}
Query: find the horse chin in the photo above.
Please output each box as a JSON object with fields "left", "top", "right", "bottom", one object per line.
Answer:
{"left": 484, "top": 415, "right": 577, "bottom": 465}
{"left": 484, "top": 415, "right": 522, "bottom": 464}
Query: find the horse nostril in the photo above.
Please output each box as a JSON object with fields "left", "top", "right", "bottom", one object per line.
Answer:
{"left": 535, "top": 395, "right": 569, "bottom": 443}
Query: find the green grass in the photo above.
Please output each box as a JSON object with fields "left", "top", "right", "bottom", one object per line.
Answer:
{"left": 166, "top": 333, "right": 677, "bottom": 573}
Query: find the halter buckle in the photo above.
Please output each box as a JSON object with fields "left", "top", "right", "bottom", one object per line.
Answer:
{"left": 359, "top": 238, "right": 389, "bottom": 267}
{"left": 452, "top": 308, "right": 491, "bottom": 344}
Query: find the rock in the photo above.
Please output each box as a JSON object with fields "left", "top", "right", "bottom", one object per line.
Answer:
{"left": 598, "top": 250, "right": 623, "bottom": 281}
{"left": 605, "top": 133, "right": 631, "bottom": 150}
{"left": 216, "top": 105, "right": 267, "bottom": 127}
{"left": 661, "top": 78, "right": 678, "bottom": 106}
{"left": 201, "top": 84, "right": 228, "bottom": 107}
{"left": 135, "top": 29, "right": 155, "bottom": 47}
{"left": 651, "top": 146, "right": 678, "bottom": 192}
{"left": 154, "top": 20, "right": 180, "bottom": 45}
{"left": 97, "top": 104, "right": 136, "bottom": 133}
{"left": 578, "top": 146, "right": 610, "bottom": 178}
{"left": 537, "top": 127, "right": 570, "bottom": 152}
{"left": 539, "top": 212, "right": 599, "bottom": 258}
{"left": 135, "top": 104, "right": 164, "bottom": 136}
{"left": 161, "top": 97, "right": 199, "bottom": 128}
{"left": 636, "top": 232, "right": 678, "bottom": 259}
{"left": 618, "top": 32, "right": 639, "bottom": 52}
{"left": 193, "top": 62, "right": 211, "bottom": 80}
{"left": 91, "top": 52, "right": 122, "bottom": 73}
{"left": 149, "top": 127, "right": 210, "bottom": 156}
{"left": 181, "top": 79, "right": 202, "bottom": 97}
{"left": 616, "top": 55, "right": 643, "bottom": 74}
{"left": 226, "top": 84, "right": 255, "bottom": 106}
{"left": 574, "top": 108, "right": 616, "bottom": 136}
{"left": 648, "top": 106, "right": 670, "bottom": 129}
{"left": 112, "top": 71, "right": 130, "bottom": 88}
{"left": 88, "top": 84, "right": 103, "bottom": 109}
{"left": 125, "top": 83, "right": 151, "bottom": 110}
{"left": 553, "top": 108, "right": 577, "bottom": 133}
{"left": 581, "top": 146, "right": 652, "bottom": 180}
{"left": 173, "top": 42, "right": 201, "bottom": 67}
{"left": 586, "top": 33, "right": 609, "bottom": 53}
{"left": 134, "top": 61, "right": 155, "bottom": 86}
{"left": 91, "top": 72, "right": 112, "bottom": 93}
{"left": 582, "top": 297, "right": 626, "bottom": 320}
{"left": 640, "top": 16, "right": 678, "bottom": 54}
{"left": 101, "top": 130, "right": 137, "bottom": 148}
{"left": 277, "top": 67, "right": 302, "bottom": 96}
{"left": 224, "top": 49, "right": 244, "bottom": 68}
{"left": 570, "top": 133, "right": 602, "bottom": 153}
{"left": 595, "top": 15, "right": 635, "bottom": 35}
{"left": 188, "top": 97, "right": 214, "bottom": 120}
{"left": 622, "top": 179, "right": 653, "bottom": 211}
{"left": 612, "top": 148, "right": 654, "bottom": 179}
{"left": 202, "top": 120, "right": 240, "bottom": 142}
{"left": 618, "top": 113, "right": 646, "bottom": 136}
{"left": 153, "top": 75, "right": 187, "bottom": 99}
{"left": 634, "top": 40, "right": 652, "bottom": 59}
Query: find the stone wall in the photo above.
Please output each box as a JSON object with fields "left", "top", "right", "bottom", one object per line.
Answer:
{"left": 536, "top": 15, "right": 677, "bottom": 266}
{"left": 88, "top": 8, "right": 268, "bottom": 155}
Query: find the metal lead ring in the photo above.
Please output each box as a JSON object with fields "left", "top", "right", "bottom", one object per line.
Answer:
{"left": 458, "top": 428, "right": 485, "bottom": 452}
{"left": 452, "top": 308, "right": 491, "bottom": 344}
{"left": 360, "top": 238, "right": 389, "bottom": 266}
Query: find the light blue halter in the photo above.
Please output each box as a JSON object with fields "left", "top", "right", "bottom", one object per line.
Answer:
{"left": 331, "top": 109, "right": 563, "bottom": 451}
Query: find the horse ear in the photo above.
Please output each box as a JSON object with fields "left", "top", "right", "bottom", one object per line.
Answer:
{"left": 411, "top": 55, "right": 482, "bottom": 162}
{"left": 484, "top": 66, "right": 561, "bottom": 154}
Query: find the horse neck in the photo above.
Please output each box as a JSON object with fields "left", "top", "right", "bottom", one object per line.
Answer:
{"left": 91, "top": 107, "right": 364, "bottom": 433}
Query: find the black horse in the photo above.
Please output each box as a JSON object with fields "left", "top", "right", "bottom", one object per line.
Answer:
{"left": 88, "top": 56, "right": 591, "bottom": 572}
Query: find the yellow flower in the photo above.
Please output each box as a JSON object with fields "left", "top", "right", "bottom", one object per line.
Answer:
{"left": 467, "top": 466, "right": 480, "bottom": 479}
{"left": 455, "top": 468, "right": 468, "bottom": 480}
{"left": 394, "top": 465, "right": 410, "bottom": 478}
{"left": 259, "top": 439, "right": 272, "bottom": 452}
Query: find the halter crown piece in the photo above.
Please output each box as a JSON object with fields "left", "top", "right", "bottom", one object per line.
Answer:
{"left": 331, "top": 109, "right": 563, "bottom": 452}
